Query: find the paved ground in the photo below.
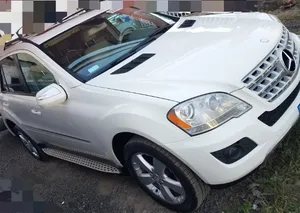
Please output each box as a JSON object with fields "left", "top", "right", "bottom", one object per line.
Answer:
{"left": 0, "top": 130, "right": 255, "bottom": 213}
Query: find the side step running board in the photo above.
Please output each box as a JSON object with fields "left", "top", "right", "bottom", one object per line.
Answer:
{"left": 42, "top": 148, "right": 121, "bottom": 174}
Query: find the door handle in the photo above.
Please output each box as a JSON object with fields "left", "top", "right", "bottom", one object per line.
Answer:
{"left": 3, "top": 102, "right": 9, "bottom": 107}
{"left": 31, "top": 109, "right": 41, "bottom": 115}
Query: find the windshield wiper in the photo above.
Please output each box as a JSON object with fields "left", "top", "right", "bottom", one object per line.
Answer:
{"left": 148, "top": 23, "right": 175, "bottom": 38}
{"left": 88, "top": 24, "right": 174, "bottom": 80}
{"left": 109, "top": 24, "right": 174, "bottom": 66}
{"left": 127, "top": 24, "right": 174, "bottom": 54}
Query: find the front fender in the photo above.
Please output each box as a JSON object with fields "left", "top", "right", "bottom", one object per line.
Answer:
{"left": 99, "top": 100, "right": 190, "bottom": 165}
{"left": 106, "top": 112, "right": 188, "bottom": 146}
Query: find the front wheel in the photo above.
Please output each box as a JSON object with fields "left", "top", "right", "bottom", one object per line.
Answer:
{"left": 124, "top": 136, "right": 210, "bottom": 212}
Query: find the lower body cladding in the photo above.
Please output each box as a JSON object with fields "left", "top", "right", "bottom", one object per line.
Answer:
{"left": 165, "top": 81, "right": 300, "bottom": 185}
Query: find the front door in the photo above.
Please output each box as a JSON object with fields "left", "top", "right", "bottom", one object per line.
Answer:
{"left": 0, "top": 52, "right": 104, "bottom": 157}
{"left": 0, "top": 54, "right": 32, "bottom": 127}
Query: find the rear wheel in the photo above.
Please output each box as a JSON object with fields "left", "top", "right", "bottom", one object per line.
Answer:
{"left": 15, "top": 126, "right": 47, "bottom": 161}
{"left": 124, "top": 136, "right": 210, "bottom": 212}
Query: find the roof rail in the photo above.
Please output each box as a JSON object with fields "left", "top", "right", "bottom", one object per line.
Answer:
{"left": 16, "top": 27, "right": 23, "bottom": 38}
{"left": 3, "top": 37, "right": 20, "bottom": 50}
{"left": 60, "top": 8, "right": 91, "bottom": 23}
{"left": 3, "top": 27, "right": 24, "bottom": 50}
{"left": 3, "top": 27, "right": 39, "bottom": 51}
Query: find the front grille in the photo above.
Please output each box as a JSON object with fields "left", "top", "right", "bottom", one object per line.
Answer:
{"left": 242, "top": 26, "right": 300, "bottom": 102}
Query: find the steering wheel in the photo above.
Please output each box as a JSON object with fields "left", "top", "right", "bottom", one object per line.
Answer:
{"left": 119, "top": 27, "right": 135, "bottom": 43}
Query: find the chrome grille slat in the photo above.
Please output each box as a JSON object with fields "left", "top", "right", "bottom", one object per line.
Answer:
{"left": 294, "top": 47, "right": 299, "bottom": 65}
{"left": 241, "top": 26, "right": 300, "bottom": 102}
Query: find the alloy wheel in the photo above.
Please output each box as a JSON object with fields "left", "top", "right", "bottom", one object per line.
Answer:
{"left": 18, "top": 131, "right": 39, "bottom": 158}
{"left": 131, "top": 152, "right": 186, "bottom": 204}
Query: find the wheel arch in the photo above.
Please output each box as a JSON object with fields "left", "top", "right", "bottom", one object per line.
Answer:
{"left": 111, "top": 130, "right": 176, "bottom": 167}
{"left": 0, "top": 114, "right": 7, "bottom": 132}
{"left": 3, "top": 119, "right": 17, "bottom": 136}
{"left": 112, "top": 132, "right": 135, "bottom": 165}
{"left": 1, "top": 109, "right": 24, "bottom": 136}
{"left": 111, "top": 130, "right": 210, "bottom": 185}
{"left": 98, "top": 101, "right": 188, "bottom": 167}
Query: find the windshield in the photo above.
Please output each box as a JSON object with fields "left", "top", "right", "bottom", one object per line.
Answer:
{"left": 41, "top": 8, "right": 171, "bottom": 82}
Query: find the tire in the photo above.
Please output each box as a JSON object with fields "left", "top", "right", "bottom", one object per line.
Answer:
{"left": 120, "top": 27, "right": 134, "bottom": 42}
{"left": 124, "top": 136, "right": 210, "bottom": 212}
{"left": 14, "top": 126, "right": 47, "bottom": 161}
{"left": 0, "top": 115, "right": 6, "bottom": 132}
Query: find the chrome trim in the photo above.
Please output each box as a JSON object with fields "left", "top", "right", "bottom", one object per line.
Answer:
{"left": 242, "top": 26, "right": 300, "bottom": 102}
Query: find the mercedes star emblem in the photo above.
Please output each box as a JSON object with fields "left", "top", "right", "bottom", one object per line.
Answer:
{"left": 280, "top": 49, "right": 296, "bottom": 72}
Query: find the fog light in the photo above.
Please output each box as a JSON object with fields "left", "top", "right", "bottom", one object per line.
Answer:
{"left": 211, "top": 137, "right": 257, "bottom": 164}
{"left": 224, "top": 146, "right": 243, "bottom": 160}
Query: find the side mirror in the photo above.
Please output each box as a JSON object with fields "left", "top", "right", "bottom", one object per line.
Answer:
{"left": 36, "top": 83, "right": 67, "bottom": 107}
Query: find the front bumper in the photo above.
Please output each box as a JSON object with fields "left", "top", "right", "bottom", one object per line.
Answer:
{"left": 165, "top": 78, "right": 300, "bottom": 185}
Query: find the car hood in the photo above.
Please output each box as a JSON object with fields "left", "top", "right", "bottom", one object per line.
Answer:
{"left": 87, "top": 13, "right": 283, "bottom": 102}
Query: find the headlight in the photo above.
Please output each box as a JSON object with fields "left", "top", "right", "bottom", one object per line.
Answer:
{"left": 167, "top": 93, "right": 252, "bottom": 136}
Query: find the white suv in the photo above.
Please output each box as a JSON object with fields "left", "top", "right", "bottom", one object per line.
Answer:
{"left": 0, "top": 7, "right": 299, "bottom": 212}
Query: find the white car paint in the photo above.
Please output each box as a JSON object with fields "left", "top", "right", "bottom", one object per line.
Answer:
{"left": 87, "top": 15, "right": 284, "bottom": 102}
{"left": 0, "top": 9, "right": 299, "bottom": 188}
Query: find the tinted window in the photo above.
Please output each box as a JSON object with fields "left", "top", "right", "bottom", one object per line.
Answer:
{"left": 41, "top": 7, "right": 169, "bottom": 82}
{"left": 0, "top": 55, "right": 26, "bottom": 92}
{"left": 17, "top": 53, "right": 56, "bottom": 94}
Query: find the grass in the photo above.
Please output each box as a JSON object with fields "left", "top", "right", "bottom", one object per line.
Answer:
{"left": 271, "top": 1, "right": 300, "bottom": 18}
{"left": 258, "top": 131, "right": 300, "bottom": 213}
{"left": 224, "top": 122, "right": 300, "bottom": 213}
{"left": 190, "top": 3, "right": 300, "bottom": 212}
{"left": 267, "top": 1, "right": 300, "bottom": 34}
{"left": 277, "top": 10, "right": 300, "bottom": 22}
{"left": 222, "top": 5, "right": 300, "bottom": 212}
{"left": 272, "top": 6, "right": 300, "bottom": 22}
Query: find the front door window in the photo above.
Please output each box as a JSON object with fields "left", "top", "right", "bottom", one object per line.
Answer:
{"left": 16, "top": 53, "right": 56, "bottom": 94}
